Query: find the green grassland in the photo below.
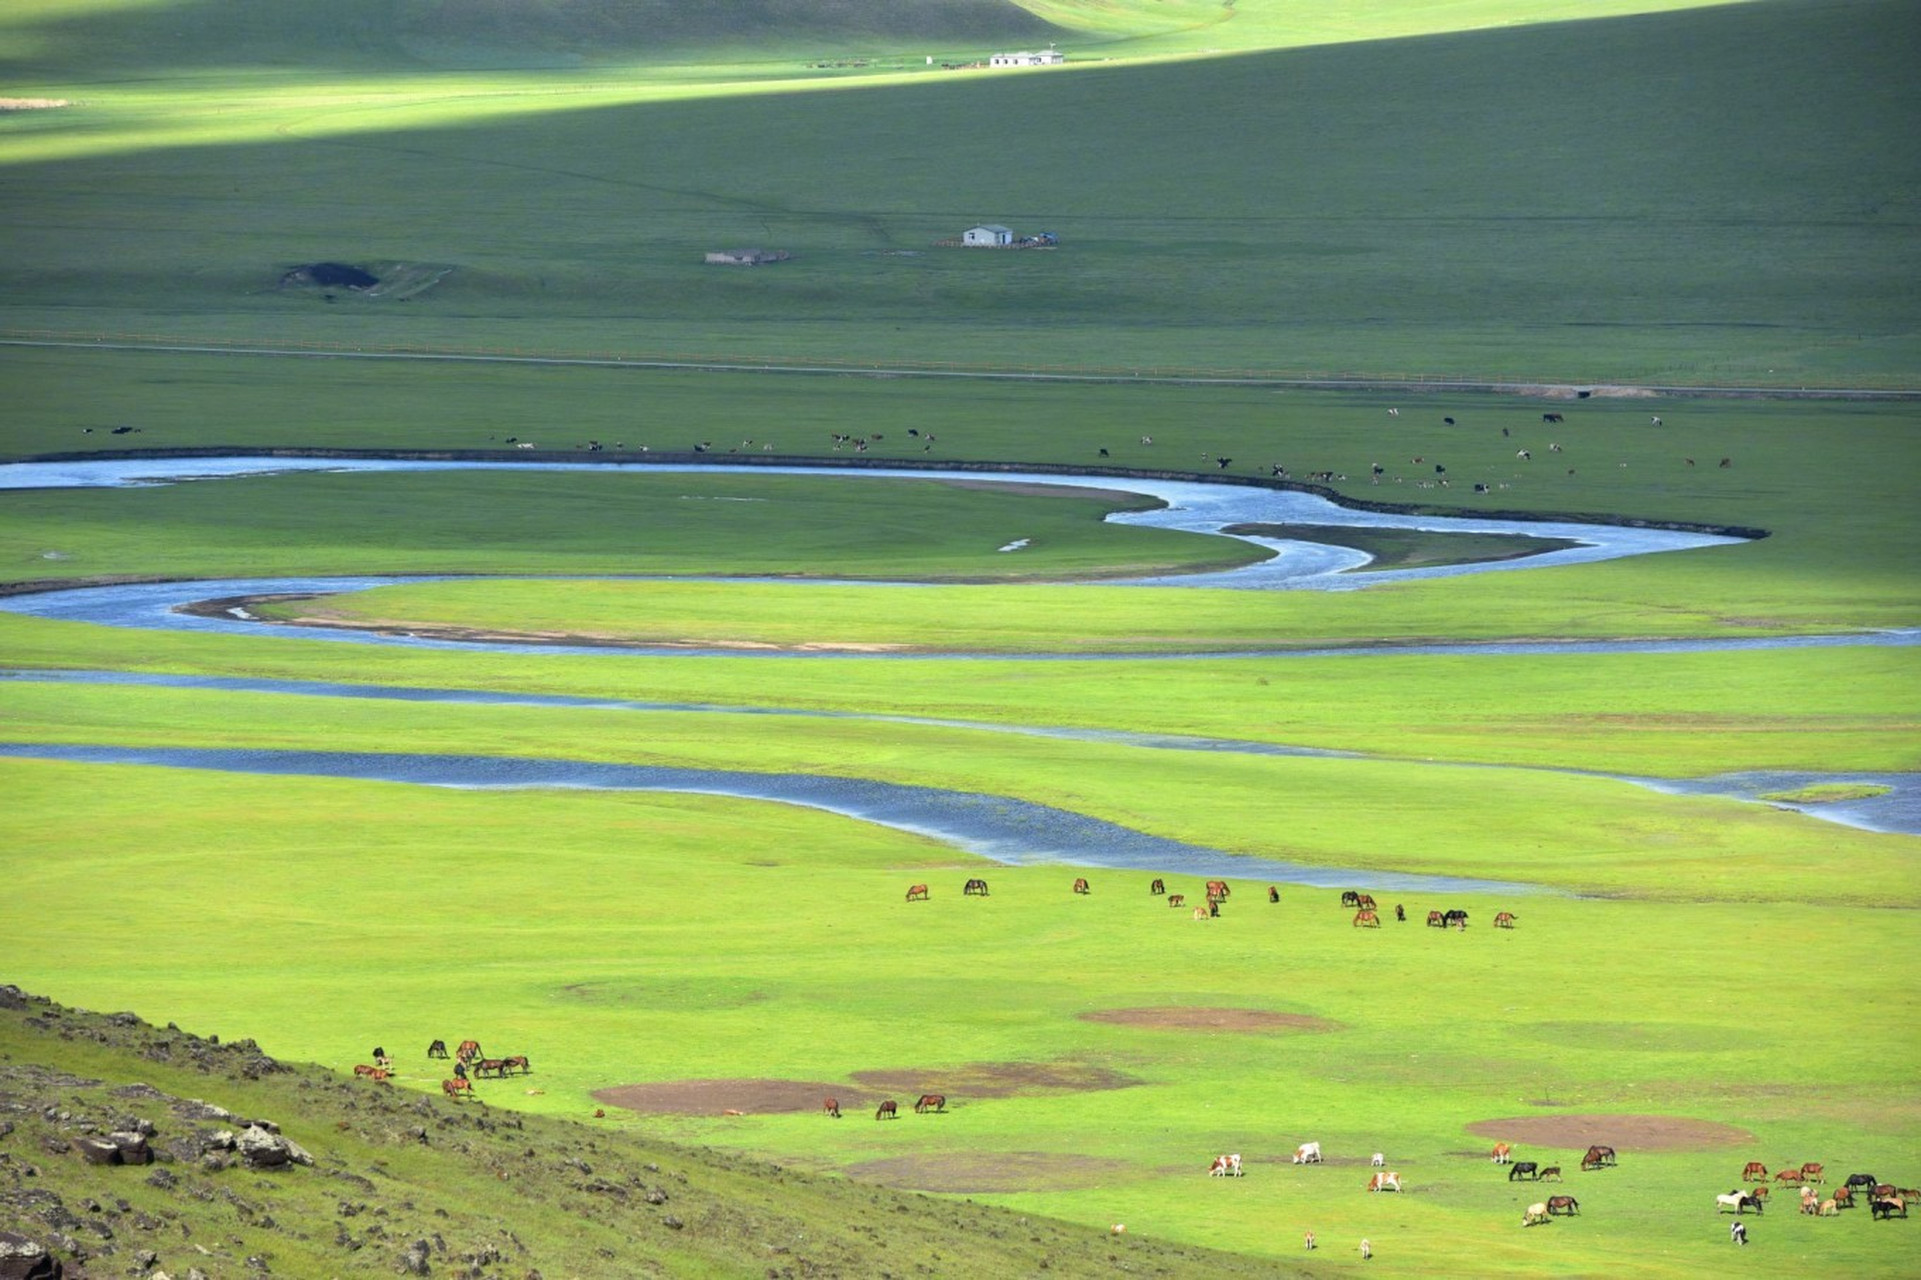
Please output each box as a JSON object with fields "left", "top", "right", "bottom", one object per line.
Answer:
{"left": 3, "top": 1, "right": 1919, "bottom": 1275}
{"left": 3, "top": 0, "right": 1917, "bottom": 383}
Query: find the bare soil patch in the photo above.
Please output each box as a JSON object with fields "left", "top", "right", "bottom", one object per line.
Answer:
{"left": 1466, "top": 1114, "right": 1753, "bottom": 1151}
{"left": 593, "top": 1078, "right": 852, "bottom": 1116}
{"left": 844, "top": 1151, "right": 1135, "bottom": 1194}
{"left": 850, "top": 1061, "right": 1141, "bottom": 1098}
{"left": 1079, "top": 1007, "right": 1340, "bottom": 1034}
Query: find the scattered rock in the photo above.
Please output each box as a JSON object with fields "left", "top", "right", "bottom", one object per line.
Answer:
{"left": 400, "top": 1238, "right": 432, "bottom": 1274}
{"left": 0, "top": 1229, "right": 62, "bottom": 1280}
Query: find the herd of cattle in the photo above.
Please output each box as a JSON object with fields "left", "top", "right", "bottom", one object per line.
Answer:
{"left": 904, "top": 877, "right": 1514, "bottom": 934}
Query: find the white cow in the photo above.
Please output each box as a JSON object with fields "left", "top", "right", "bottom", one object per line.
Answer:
{"left": 1371, "top": 1152, "right": 1385, "bottom": 1167}
{"left": 1367, "top": 1171, "right": 1402, "bottom": 1192}
{"left": 1208, "top": 1153, "right": 1243, "bottom": 1177}
{"left": 1292, "top": 1141, "right": 1322, "bottom": 1164}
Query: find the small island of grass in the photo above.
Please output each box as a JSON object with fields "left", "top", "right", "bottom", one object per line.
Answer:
{"left": 1757, "top": 782, "right": 1893, "bottom": 804}
{"left": 1220, "top": 523, "right": 1581, "bottom": 572}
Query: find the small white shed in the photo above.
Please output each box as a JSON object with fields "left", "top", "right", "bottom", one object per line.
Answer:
{"left": 963, "top": 224, "right": 1014, "bottom": 246}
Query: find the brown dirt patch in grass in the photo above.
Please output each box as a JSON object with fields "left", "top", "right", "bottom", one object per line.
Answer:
{"left": 844, "top": 1151, "right": 1136, "bottom": 1193}
{"left": 1467, "top": 1114, "right": 1753, "bottom": 1152}
{"left": 1079, "top": 1007, "right": 1340, "bottom": 1034}
{"left": 592, "top": 1078, "right": 853, "bottom": 1116}
{"left": 850, "top": 1061, "right": 1142, "bottom": 1098}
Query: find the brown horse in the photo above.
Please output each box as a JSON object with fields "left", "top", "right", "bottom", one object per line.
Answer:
{"left": 1072, "top": 878, "right": 1090, "bottom": 895}
{"left": 1353, "top": 909, "right": 1381, "bottom": 927}
{"left": 501, "top": 1054, "right": 530, "bottom": 1075}
{"left": 1581, "top": 1145, "right": 1616, "bottom": 1170}
{"left": 823, "top": 1097, "right": 841, "bottom": 1118}
{"left": 1427, "top": 910, "right": 1445, "bottom": 927}
{"left": 1206, "top": 880, "right": 1230, "bottom": 899}
{"left": 876, "top": 1100, "right": 898, "bottom": 1121}
{"left": 1150, "top": 878, "right": 1166, "bottom": 895}
{"left": 1546, "top": 1195, "right": 1579, "bottom": 1216}
{"left": 442, "top": 1077, "right": 473, "bottom": 1101}
{"left": 455, "top": 1039, "right": 482, "bottom": 1064}
{"left": 963, "top": 878, "right": 989, "bottom": 896}
{"left": 1743, "top": 1162, "right": 1768, "bottom": 1182}
{"left": 1494, "top": 911, "right": 1517, "bottom": 928}
{"left": 914, "top": 1094, "right": 946, "bottom": 1114}
{"left": 353, "top": 1064, "right": 390, "bottom": 1081}
{"left": 426, "top": 1038, "right": 449, "bottom": 1059}
{"left": 475, "top": 1058, "right": 509, "bottom": 1078}
{"left": 1353, "top": 892, "right": 1376, "bottom": 911}
{"left": 905, "top": 883, "right": 929, "bottom": 901}
{"left": 1799, "top": 1162, "right": 1824, "bottom": 1183}
{"left": 1168, "top": 894, "right": 1185, "bottom": 907}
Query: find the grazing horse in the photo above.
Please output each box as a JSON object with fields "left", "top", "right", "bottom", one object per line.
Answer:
{"left": 1542, "top": 412, "right": 1564, "bottom": 424}
{"left": 963, "top": 878, "right": 989, "bottom": 896}
{"left": 905, "top": 883, "right": 929, "bottom": 901}
{"left": 1371, "top": 1152, "right": 1385, "bottom": 1167}
{"left": 441, "top": 1077, "right": 473, "bottom": 1101}
{"left": 1509, "top": 1161, "right": 1540, "bottom": 1181}
{"left": 1523, "top": 1202, "right": 1550, "bottom": 1226}
{"left": 427, "top": 1039, "right": 449, "bottom": 1059}
{"left": 1150, "top": 878, "right": 1166, "bottom": 895}
{"left": 1718, "top": 1191, "right": 1761, "bottom": 1214}
{"left": 500, "top": 1055, "right": 530, "bottom": 1075}
{"left": 1072, "top": 878, "right": 1090, "bottom": 895}
{"left": 1205, "top": 880, "right": 1231, "bottom": 899}
{"left": 1799, "top": 1161, "right": 1824, "bottom": 1183}
{"left": 1775, "top": 1168, "right": 1807, "bottom": 1184}
{"left": 456, "top": 1039, "right": 482, "bottom": 1064}
{"left": 1581, "top": 1145, "right": 1616, "bottom": 1170}
{"left": 1844, "top": 1173, "right": 1879, "bottom": 1195}
{"left": 1352, "top": 892, "right": 1375, "bottom": 910}
{"left": 1269, "top": 886, "right": 1280, "bottom": 903}
{"left": 1427, "top": 910, "right": 1446, "bottom": 928}
{"left": 1168, "top": 894, "right": 1185, "bottom": 907}
{"left": 475, "top": 1058, "right": 509, "bottom": 1078}
{"left": 353, "top": 1064, "right": 389, "bottom": 1080}
{"left": 1539, "top": 1166, "right": 1562, "bottom": 1182}
{"left": 1830, "top": 1184, "right": 1853, "bottom": 1209}
{"left": 1743, "top": 1161, "right": 1768, "bottom": 1182}
{"left": 1194, "top": 905, "right": 1212, "bottom": 921}
{"left": 1547, "top": 1195, "right": 1579, "bottom": 1216}
{"left": 1340, "top": 891, "right": 1361, "bottom": 908}
{"left": 1871, "top": 1196, "right": 1908, "bottom": 1220}
{"left": 1443, "top": 909, "right": 1469, "bottom": 929}
{"left": 1491, "top": 1142, "right": 1512, "bottom": 1163}
{"left": 1352, "top": 909, "right": 1381, "bottom": 927}
{"left": 1494, "top": 911, "right": 1516, "bottom": 929}
{"left": 914, "top": 1094, "right": 946, "bottom": 1114}
{"left": 823, "top": 1097, "right": 841, "bottom": 1118}
{"left": 875, "top": 1099, "right": 898, "bottom": 1121}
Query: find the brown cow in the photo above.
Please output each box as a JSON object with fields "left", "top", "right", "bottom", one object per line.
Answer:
{"left": 905, "top": 883, "right": 929, "bottom": 901}
{"left": 1491, "top": 1142, "right": 1513, "bottom": 1164}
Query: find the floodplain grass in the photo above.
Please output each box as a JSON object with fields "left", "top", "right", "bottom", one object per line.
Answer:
{"left": 6, "top": 757, "right": 1918, "bottom": 1277}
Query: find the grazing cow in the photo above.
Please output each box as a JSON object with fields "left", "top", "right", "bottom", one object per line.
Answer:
{"left": 1209, "top": 1153, "right": 1244, "bottom": 1177}
{"left": 1371, "top": 1152, "right": 1385, "bottom": 1167}
{"left": 1206, "top": 879, "right": 1231, "bottom": 899}
{"left": 1444, "top": 417, "right": 1455, "bottom": 425}
{"left": 1387, "top": 408, "right": 1399, "bottom": 417}
{"left": 1072, "top": 877, "right": 1090, "bottom": 895}
{"left": 1651, "top": 416, "right": 1663, "bottom": 427}
{"left": 1539, "top": 1166, "right": 1562, "bottom": 1182}
{"left": 1353, "top": 909, "right": 1381, "bottom": 927}
{"left": 1743, "top": 1161, "right": 1768, "bottom": 1182}
{"left": 875, "top": 1100, "right": 898, "bottom": 1121}
{"left": 905, "top": 883, "right": 929, "bottom": 901}
{"left": 1547, "top": 1195, "right": 1579, "bottom": 1216}
{"left": 914, "top": 1094, "right": 946, "bottom": 1114}
{"left": 1542, "top": 412, "right": 1564, "bottom": 424}
{"left": 1491, "top": 1142, "right": 1513, "bottom": 1163}
{"left": 1150, "top": 878, "right": 1166, "bottom": 895}
{"left": 1494, "top": 911, "right": 1516, "bottom": 928}
{"left": 963, "top": 878, "right": 989, "bottom": 896}
{"left": 1581, "top": 1145, "right": 1616, "bottom": 1170}
{"left": 1168, "top": 894, "right": 1186, "bottom": 907}
{"left": 1799, "top": 1161, "right": 1824, "bottom": 1183}
{"left": 1719, "top": 457, "right": 1732, "bottom": 467}
{"left": 1367, "top": 1171, "right": 1401, "bottom": 1192}
{"left": 1292, "top": 1142, "right": 1322, "bottom": 1164}
{"left": 441, "top": 1077, "right": 472, "bottom": 1100}
{"left": 823, "top": 1097, "right": 841, "bottom": 1118}
{"left": 1523, "top": 1202, "right": 1550, "bottom": 1226}
{"left": 1517, "top": 450, "right": 1531, "bottom": 460}
{"left": 1428, "top": 910, "right": 1446, "bottom": 928}
{"left": 456, "top": 1039, "right": 482, "bottom": 1064}
{"left": 427, "top": 1039, "right": 449, "bottom": 1059}
{"left": 1871, "top": 1196, "right": 1907, "bottom": 1219}
{"left": 1510, "top": 1161, "right": 1540, "bottom": 1182}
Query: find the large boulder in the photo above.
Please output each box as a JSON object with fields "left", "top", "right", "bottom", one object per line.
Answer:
{"left": 0, "top": 1231, "right": 61, "bottom": 1280}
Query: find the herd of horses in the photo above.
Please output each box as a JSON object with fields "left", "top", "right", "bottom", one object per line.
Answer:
{"left": 1732, "top": 1161, "right": 1915, "bottom": 1220}
{"left": 826, "top": 1093, "right": 946, "bottom": 1121}
{"left": 347, "top": 1038, "right": 534, "bottom": 1101}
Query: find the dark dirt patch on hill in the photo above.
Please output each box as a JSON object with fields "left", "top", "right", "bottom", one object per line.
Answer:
{"left": 850, "top": 1061, "right": 1142, "bottom": 1098}
{"left": 1079, "top": 1007, "right": 1341, "bottom": 1034}
{"left": 592, "top": 1078, "right": 851, "bottom": 1115}
{"left": 1466, "top": 1114, "right": 1753, "bottom": 1151}
{"left": 844, "top": 1151, "right": 1136, "bottom": 1193}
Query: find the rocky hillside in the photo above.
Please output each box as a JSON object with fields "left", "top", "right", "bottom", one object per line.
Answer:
{"left": 0, "top": 985, "right": 1297, "bottom": 1278}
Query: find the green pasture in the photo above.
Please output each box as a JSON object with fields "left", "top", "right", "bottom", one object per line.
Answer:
{"left": 3, "top": 0, "right": 1916, "bottom": 383}
{"left": 6, "top": 757, "right": 1917, "bottom": 1277}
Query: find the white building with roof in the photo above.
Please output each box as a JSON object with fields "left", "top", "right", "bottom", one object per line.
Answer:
{"left": 990, "top": 48, "right": 1064, "bottom": 68}
{"left": 962, "top": 224, "right": 1014, "bottom": 246}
